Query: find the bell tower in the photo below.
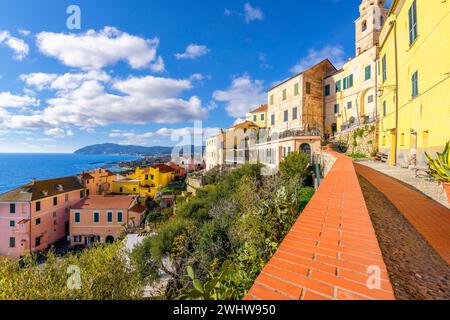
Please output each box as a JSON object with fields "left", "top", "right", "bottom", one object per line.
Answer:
{"left": 355, "top": 0, "right": 389, "bottom": 56}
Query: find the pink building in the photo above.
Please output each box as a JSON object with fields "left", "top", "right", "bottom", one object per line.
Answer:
{"left": 0, "top": 177, "right": 85, "bottom": 259}
{"left": 70, "top": 195, "right": 146, "bottom": 247}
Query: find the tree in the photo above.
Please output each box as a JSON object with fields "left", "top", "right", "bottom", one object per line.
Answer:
{"left": 0, "top": 242, "right": 143, "bottom": 300}
{"left": 279, "top": 151, "right": 310, "bottom": 180}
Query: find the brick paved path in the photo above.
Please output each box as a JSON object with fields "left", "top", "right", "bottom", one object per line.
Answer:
{"left": 245, "top": 152, "right": 395, "bottom": 300}
{"left": 355, "top": 163, "right": 450, "bottom": 265}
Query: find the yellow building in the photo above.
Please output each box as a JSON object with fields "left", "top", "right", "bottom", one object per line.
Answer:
{"left": 324, "top": 0, "right": 388, "bottom": 138}
{"left": 246, "top": 105, "right": 268, "bottom": 128}
{"left": 377, "top": 0, "right": 450, "bottom": 166}
{"left": 112, "top": 164, "right": 175, "bottom": 198}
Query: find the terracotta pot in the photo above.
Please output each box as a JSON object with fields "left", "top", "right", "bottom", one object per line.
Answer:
{"left": 443, "top": 183, "right": 450, "bottom": 203}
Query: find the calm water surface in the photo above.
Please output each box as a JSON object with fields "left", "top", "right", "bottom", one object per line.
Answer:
{"left": 0, "top": 153, "right": 139, "bottom": 194}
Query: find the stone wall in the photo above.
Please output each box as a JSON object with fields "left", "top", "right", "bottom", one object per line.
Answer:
{"left": 334, "top": 124, "right": 377, "bottom": 157}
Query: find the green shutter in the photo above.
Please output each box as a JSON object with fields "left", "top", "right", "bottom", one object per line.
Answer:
{"left": 335, "top": 80, "right": 341, "bottom": 92}
{"left": 409, "top": 0, "right": 418, "bottom": 45}
{"left": 343, "top": 78, "right": 347, "bottom": 90}
{"left": 349, "top": 75, "right": 354, "bottom": 87}
{"left": 365, "top": 66, "right": 371, "bottom": 80}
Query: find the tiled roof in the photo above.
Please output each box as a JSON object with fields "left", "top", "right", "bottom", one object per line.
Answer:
{"left": 73, "top": 195, "right": 134, "bottom": 210}
{"left": 249, "top": 104, "right": 268, "bottom": 113}
{"left": 152, "top": 164, "right": 176, "bottom": 174}
{"left": 0, "top": 176, "right": 84, "bottom": 202}
{"left": 81, "top": 173, "right": 94, "bottom": 180}
{"left": 129, "top": 204, "right": 146, "bottom": 213}
{"left": 230, "top": 120, "right": 260, "bottom": 129}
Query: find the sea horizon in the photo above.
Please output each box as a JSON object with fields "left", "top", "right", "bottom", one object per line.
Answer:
{"left": 0, "top": 153, "right": 140, "bottom": 194}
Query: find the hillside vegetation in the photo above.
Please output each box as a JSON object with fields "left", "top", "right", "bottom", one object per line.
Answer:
{"left": 132, "top": 151, "right": 314, "bottom": 299}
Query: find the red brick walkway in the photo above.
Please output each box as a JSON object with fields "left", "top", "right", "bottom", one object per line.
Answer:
{"left": 245, "top": 152, "right": 395, "bottom": 300}
{"left": 355, "top": 163, "right": 450, "bottom": 265}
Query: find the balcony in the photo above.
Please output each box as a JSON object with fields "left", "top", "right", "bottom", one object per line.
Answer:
{"left": 264, "top": 129, "right": 321, "bottom": 142}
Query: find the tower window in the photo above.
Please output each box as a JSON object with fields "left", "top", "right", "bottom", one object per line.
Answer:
{"left": 362, "top": 20, "right": 367, "bottom": 32}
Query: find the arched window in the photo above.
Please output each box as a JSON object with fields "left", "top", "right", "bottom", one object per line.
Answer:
{"left": 300, "top": 143, "right": 312, "bottom": 155}
{"left": 362, "top": 20, "right": 367, "bottom": 32}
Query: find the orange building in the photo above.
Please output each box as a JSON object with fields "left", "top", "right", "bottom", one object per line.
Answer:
{"left": 167, "top": 162, "right": 187, "bottom": 179}
{"left": 78, "top": 168, "right": 116, "bottom": 196}
{"left": 69, "top": 195, "right": 146, "bottom": 247}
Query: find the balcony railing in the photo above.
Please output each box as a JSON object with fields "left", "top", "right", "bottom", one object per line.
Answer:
{"left": 263, "top": 129, "right": 321, "bottom": 142}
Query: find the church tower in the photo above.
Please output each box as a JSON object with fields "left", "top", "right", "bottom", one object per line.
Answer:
{"left": 355, "top": 0, "right": 389, "bottom": 56}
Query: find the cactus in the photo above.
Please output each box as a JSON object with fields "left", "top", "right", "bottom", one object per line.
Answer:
{"left": 425, "top": 141, "right": 450, "bottom": 183}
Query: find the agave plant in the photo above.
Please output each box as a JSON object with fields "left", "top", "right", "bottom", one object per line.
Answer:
{"left": 425, "top": 141, "right": 450, "bottom": 183}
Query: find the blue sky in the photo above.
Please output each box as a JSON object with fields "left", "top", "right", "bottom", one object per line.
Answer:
{"left": 0, "top": 0, "right": 391, "bottom": 153}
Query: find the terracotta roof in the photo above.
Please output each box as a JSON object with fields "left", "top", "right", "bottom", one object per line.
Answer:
{"left": 152, "top": 164, "right": 175, "bottom": 174}
{"left": 73, "top": 195, "right": 134, "bottom": 210}
{"left": 249, "top": 104, "right": 268, "bottom": 113}
{"left": 230, "top": 120, "right": 260, "bottom": 129}
{"left": 129, "top": 204, "right": 146, "bottom": 213}
{"left": 81, "top": 173, "right": 94, "bottom": 180}
{"left": 0, "top": 176, "right": 84, "bottom": 202}
{"left": 167, "top": 162, "right": 184, "bottom": 171}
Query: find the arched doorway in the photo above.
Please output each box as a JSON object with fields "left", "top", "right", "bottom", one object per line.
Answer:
{"left": 331, "top": 123, "right": 337, "bottom": 136}
{"left": 105, "top": 236, "right": 114, "bottom": 244}
{"left": 300, "top": 143, "right": 311, "bottom": 155}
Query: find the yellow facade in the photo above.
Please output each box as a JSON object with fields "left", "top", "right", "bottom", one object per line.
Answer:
{"left": 246, "top": 105, "right": 268, "bottom": 128}
{"left": 378, "top": 0, "right": 450, "bottom": 166}
{"left": 112, "top": 165, "right": 175, "bottom": 199}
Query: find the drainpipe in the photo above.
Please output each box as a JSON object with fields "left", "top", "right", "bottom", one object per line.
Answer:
{"left": 393, "top": 20, "right": 400, "bottom": 166}
{"left": 374, "top": 57, "right": 378, "bottom": 151}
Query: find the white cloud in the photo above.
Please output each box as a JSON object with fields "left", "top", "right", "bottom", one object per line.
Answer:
{"left": 2, "top": 74, "right": 207, "bottom": 131}
{"left": 21, "top": 70, "right": 111, "bottom": 91}
{"left": 44, "top": 128, "right": 74, "bottom": 138}
{"left": 0, "top": 30, "right": 29, "bottom": 60}
{"left": 26, "top": 136, "right": 55, "bottom": 142}
{"left": 0, "top": 92, "right": 39, "bottom": 108}
{"left": 175, "top": 44, "right": 210, "bottom": 60}
{"left": 18, "top": 29, "right": 31, "bottom": 37}
{"left": 243, "top": 3, "right": 264, "bottom": 23}
{"left": 109, "top": 126, "right": 220, "bottom": 145}
{"left": 290, "top": 45, "right": 346, "bottom": 73}
{"left": 36, "top": 27, "right": 161, "bottom": 70}
{"left": 213, "top": 74, "right": 266, "bottom": 118}
{"left": 109, "top": 130, "right": 154, "bottom": 145}
{"left": 150, "top": 56, "right": 166, "bottom": 73}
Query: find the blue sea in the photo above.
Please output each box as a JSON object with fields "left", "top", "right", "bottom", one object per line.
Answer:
{"left": 0, "top": 154, "right": 139, "bottom": 194}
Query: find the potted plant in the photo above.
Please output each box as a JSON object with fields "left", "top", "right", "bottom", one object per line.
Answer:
{"left": 425, "top": 141, "right": 450, "bottom": 202}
